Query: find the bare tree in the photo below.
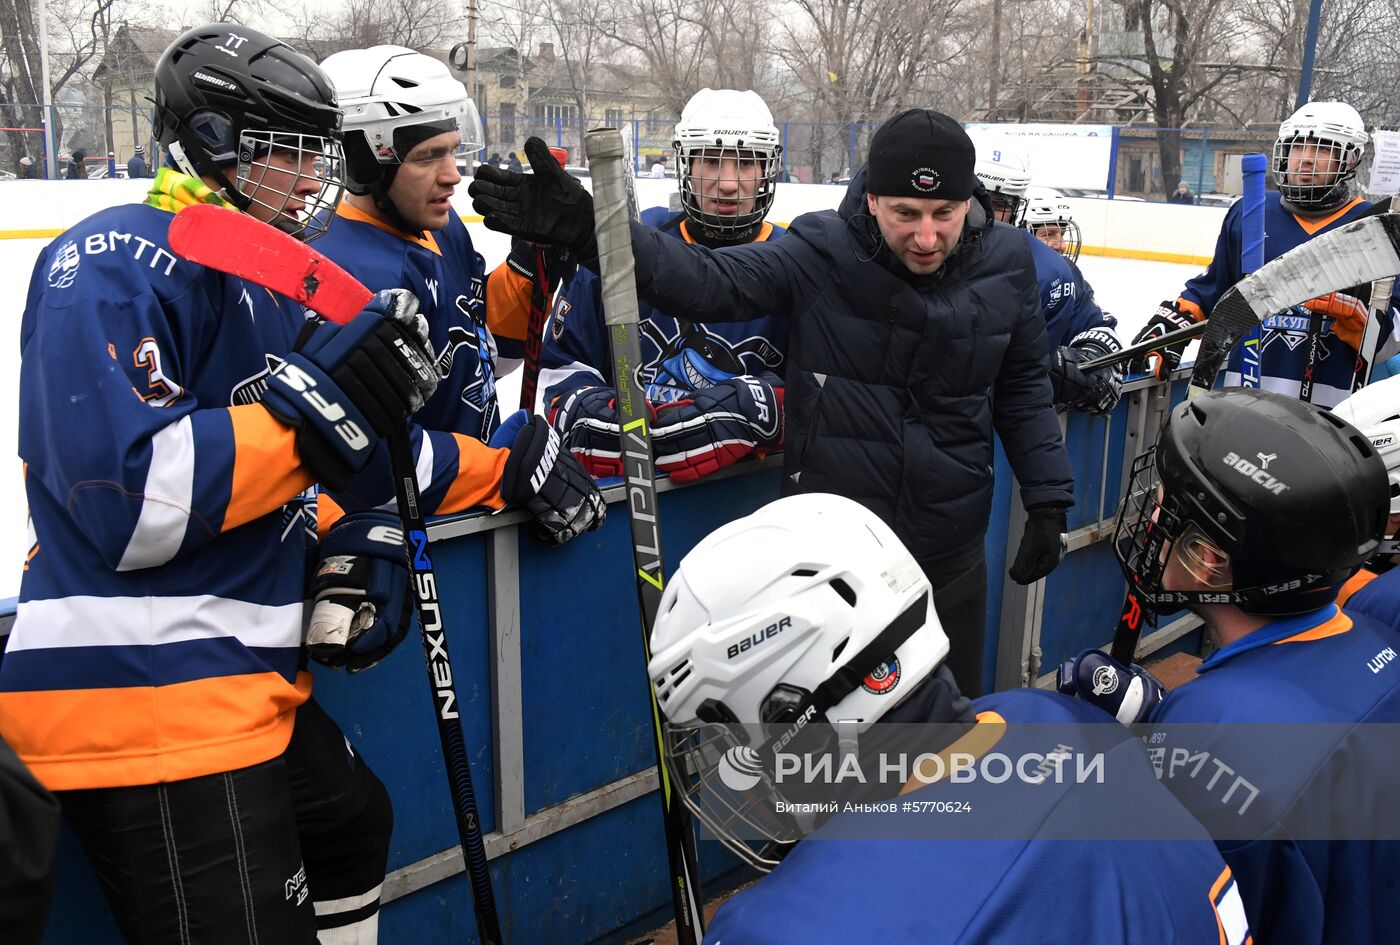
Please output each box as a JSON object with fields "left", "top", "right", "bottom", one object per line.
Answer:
{"left": 288, "top": 0, "right": 458, "bottom": 61}
{"left": 538, "top": 0, "right": 619, "bottom": 157}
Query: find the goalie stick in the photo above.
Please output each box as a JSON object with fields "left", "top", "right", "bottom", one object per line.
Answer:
{"left": 1187, "top": 211, "right": 1400, "bottom": 399}
{"left": 169, "top": 203, "right": 506, "bottom": 945}
{"left": 584, "top": 128, "right": 706, "bottom": 944}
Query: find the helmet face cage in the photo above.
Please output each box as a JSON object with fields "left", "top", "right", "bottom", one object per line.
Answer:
{"left": 677, "top": 142, "right": 781, "bottom": 239}
{"left": 1028, "top": 214, "right": 1082, "bottom": 263}
{"left": 1272, "top": 131, "right": 1363, "bottom": 213}
{"left": 985, "top": 188, "right": 1026, "bottom": 226}
{"left": 235, "top": 130, "right": 345, "bottom": 241}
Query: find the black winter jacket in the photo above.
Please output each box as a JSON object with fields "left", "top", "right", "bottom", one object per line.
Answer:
{"left": 627, "top": 169, "right": 1074, "bottom": 574}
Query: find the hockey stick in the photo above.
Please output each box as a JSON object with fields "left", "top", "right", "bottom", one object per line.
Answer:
{"left": 1237, "top": 153, "right": 1267, "bottom": 391}
{"left": 1080, "top": 320, "right": 1208, "bottom": 373}
{"left": 169, "top": 203, "right": 506, "bottom": 945}
{"left": 519, "top": 145, "right": 571, "bottom": 413}
{"left": 1352, "top": 273, "right": 1395, "bottom": 392}
{"left": 584, "top": 127, "right": 706, "bottom": 944}
{"left": 1187, "top": 211, "right": 1400, "bottom": 398}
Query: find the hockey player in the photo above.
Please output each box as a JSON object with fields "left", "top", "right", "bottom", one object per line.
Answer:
{"left": 1130, "top": 101, "right": 1398, "bottom": 406}
{"left": 648, "top": 492, "right": 1251, "bottom": 943}
{"left": 1059, "top": 388, "right": 1400, "bottom": 943}
{"left": 974, "top": 135, "right": 1122, "bottom": 415}
{"left": 539, "top": 87, "right": 789, "bottom": 482}
{"left": 0, "top": 25, "right": 441, "bottom": 944}
{"left": 1332, "top": 375, "right": 1400, "bottom": 633}
{"left": 1024, "top": 197, "right": 1082, "bottom": 263}
{"left": 315, "top": 45, "right": 605, "bottom": 545}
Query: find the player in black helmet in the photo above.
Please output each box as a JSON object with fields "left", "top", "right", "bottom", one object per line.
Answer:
{"left": 0, "top": 24, "right": 436, "bottom": 944}
{"left": 1060, "top": 388, "right": 1400, "bottom": 943}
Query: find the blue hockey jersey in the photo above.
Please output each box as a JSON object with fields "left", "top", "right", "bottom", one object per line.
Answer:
{"left": 1024, "top": 230, "right": 1114, "bottom": 349}
{"left": 704, "top": 689, "right": 1249, "bottom": 945}
{"left": 1338, "top": 565, "right": 1400, "bottom": 637}
{"left": 1179, "top": 193, "right": 1399, "bottom": 408}
{"left": 0, "top": 187, "right": 319, "bottom": 790}
{"left": 539, "top": 208, "right": 788, "bottom": 409}
{"left": 1147, "top": 605, "right": 1400, "bottom": 945}
{"left": 313, "top": 204, "right": 539, "bottom": 519}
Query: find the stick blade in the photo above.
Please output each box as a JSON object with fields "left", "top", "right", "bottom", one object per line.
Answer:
{"left": 168, "top": 204, "right": 372, "bottom": 325}
{"left": 1187, "top": 212, "right": 1400, "bottom": 398}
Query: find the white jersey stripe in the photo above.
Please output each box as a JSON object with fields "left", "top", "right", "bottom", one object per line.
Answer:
{"left": 118, "top": 417, "right": 195, "bottom": 571}
{"left": 7, "top": 594, "right": 304, "bottom": 652}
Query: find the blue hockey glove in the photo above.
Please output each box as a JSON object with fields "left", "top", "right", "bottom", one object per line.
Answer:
{"left": 1051, "top": 328, "right": 1123, "bottom": 415}
{"left": 651, "top": 375, "right": 785, "bottom": 482}
{"left": 262, "top": 289, "right": 438, "bottom": 489}
{"left": 1056, "top": 648, "right": 1166, "bottom": 724}
{"left": 308, "top": 511, "right": 412, "bottom": 673}
{"left": 493, "top": 411, "right": 606, "bottom": 545}
{"left": 548, "top": 385, "right": 662, "bottom": 479}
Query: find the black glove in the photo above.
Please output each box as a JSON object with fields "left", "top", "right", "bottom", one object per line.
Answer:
{"left": 1051, "top": 328, "right": 1123, "bottom": 415}
{"left": 469, "top": 137, "right": 598, "bottom": 264}
{"left": 1009, "top": 505, "right": 1068, "bottom": 585}
{"left": 1127, "top": 300, "right": 1197, "bottom": 379}
{"left": 307, "top": 511, "right": 412, "bottom": 673}
{"left": 494, "top": 411, "right": 607, "bottom": 545}
{"left": 506, "top": 236, "right": 578, "bottom": 294}
{"left": 262, "top": 289, "right": 439, "bottom": 490}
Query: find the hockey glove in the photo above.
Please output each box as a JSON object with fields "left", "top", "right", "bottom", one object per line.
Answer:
{"left": 548, "top": 385, "right": 662, "bottom": 479}
{"left": 1055, "top": 648, "right": 1166, "bottom": 725}
{"left": 1127, "top": 300, "right": 1199, "bottom": 379}
{"left": 469, "top": 137, "right": 598, "bottom": 265}
{"left": 507, "top": 236, "right": 578, "bottom": 294}
{"left": 652, "top": 375, "right": 785, "bottom": 482}
{"left": 1008, "top": 504, "right": 1067, "bottom": 585}
{"left": 262, "top": 289, "right": 439, "bottom": 490}
{"left": 1051, "top": 327, "right": 1123, "bottom": 415}
{"left": 1302, "top": 291, "right": 1369, "bottom": 351}
{"left": 494, "top": 411, "right": 607, "bottom": 545}
{"left": 308, "top": 511, "right": 412, "bottom": 673}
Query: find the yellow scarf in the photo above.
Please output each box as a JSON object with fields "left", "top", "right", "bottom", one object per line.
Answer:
{"left": 144, "top": 167, "right": 237, "bottom": 214}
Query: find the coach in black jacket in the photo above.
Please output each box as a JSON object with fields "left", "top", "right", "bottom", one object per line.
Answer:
{"left": 472, "top": 109, "right": 1074, "bottom": 695}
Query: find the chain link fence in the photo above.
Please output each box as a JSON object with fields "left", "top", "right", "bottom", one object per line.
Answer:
{"left": 0, "top": 100, "right": 156, "bottom": 179}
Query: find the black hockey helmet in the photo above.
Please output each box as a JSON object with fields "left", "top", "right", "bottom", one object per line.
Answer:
{"left": 1115, "top": 388, "right": 1389, "bottom": 619}
{"left": 152, "top": 24, "right": 344, "bottom": 239}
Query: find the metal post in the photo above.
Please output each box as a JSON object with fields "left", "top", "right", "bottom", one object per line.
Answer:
{"left": 38, "top": 0, "right": 57, "bottom": 180}
{"left": 848, "top": 122, "right": 856, "bottom": 177}
{"left": 1106, "top": 126, "right": 1120, "bottom": 198}
{"left": 1197, "top": 127, "right": 1208, "bottom": 199}
{"left": 1296, "top": 0, "right": 1324, "bottom": 109}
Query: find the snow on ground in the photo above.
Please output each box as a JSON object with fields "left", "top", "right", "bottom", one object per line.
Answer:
{"left": 0, "top": 229, "right": 1200, "bottom": 600}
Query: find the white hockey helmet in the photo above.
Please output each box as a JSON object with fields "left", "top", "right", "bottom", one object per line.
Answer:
{"left": 1024, "top": 198, "right": 1082, "bottom": 263}
{"left": 1333, "top": 374, "right": 1400, "bottom": 518}
{"left": 321, "top": 46, "right": 483, "bottom": 197}
{"left": 648, "top": 492, "right": 949, "bottom": 870}
{"left": 1272, "top": 101, "right": 1368, "bottom": 213}
{"left": 673, "top": 88, "right": 782, "bottom": 239}
{"left": 973, "top": 132, "right": 1032, "bottom": 223}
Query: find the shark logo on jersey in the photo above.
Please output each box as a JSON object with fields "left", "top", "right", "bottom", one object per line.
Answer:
{"left": 638, "top": 320, "right": 783, "bottom": 403}
{"left": 230, "top": 353, "right": 287, "bottom": 406}
{"left": 435, "top": 320, "right": 499, "bottom": 435}
{"left": 1262, "top": 309, "right": 1335, "bottom": 353}
{"left": 47, "top": 240, "right": 81, "bottom": 289}
{"left": 280, "top": 488, "right": 318, "bottom": 545}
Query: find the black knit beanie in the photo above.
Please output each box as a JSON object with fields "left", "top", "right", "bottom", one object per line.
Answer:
{"left": 866, "top": 108, "right": 975, "bottom": 200}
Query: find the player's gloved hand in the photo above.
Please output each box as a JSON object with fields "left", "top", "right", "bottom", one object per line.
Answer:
{"left": 507, "top": 237, "right": 578, "bottom": 294}
{"left": 1303, "top": 291, "right": 1369, "bottom": 351}
{"left": 492, "top": 410, "right": 606, "bottom": 545}
{"left": 470, "top": 137, "right": 598, "bottom": 265}
{"left": 1127, "top": 300, "right": 1198, "bottom": 379}
{"left": 1051, "top": 328, "right": 1124, "bottom": 415}
{"left": 308, "top": 511, "right": 412, "bottom": 673}
{"left": 1008, "top": 504, "right": 1067, "bottom": 585}
{"left": 652, "top": 376, "right": 785, "bottom": 482}
{"left": 1055, "top": 648, "right": 1166, "bottom": 725}
{"left": 262, "top": 289, "right": 439, "bottom": 490}
{"left": 548, "top": 386, "right": 662, "bottom": 479}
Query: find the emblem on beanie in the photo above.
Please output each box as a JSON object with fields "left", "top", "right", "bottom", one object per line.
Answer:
{"left": 911, "top": 167, "right": 940, "bottom": 193}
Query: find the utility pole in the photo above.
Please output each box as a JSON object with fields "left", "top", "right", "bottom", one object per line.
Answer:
{"left": 39, "top": 0, "right": 57, "bottom": 179}
{"left": 989, "top": 0, "right": 1001, "bottom": 112}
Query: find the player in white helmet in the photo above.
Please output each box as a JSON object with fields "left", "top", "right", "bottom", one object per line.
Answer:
{"left": 538, "top": 88, "right": 791, "bottom": 483}
{"left": 1130, "top": 101, "right": 1398, "bottom": 406}
{"left": 1023, "top": 198, "right": 1082, "bottom": 264}
{"left": 1333, "top": 374, "right": 1400, "bottom": 633}
{"left": 316, "top": 45, "right": 604, "bottom": 554}
{"left": 650, "top": 492, "right": 1250, "bottom": 943}
{"left": 973, "top": 133, "right": 1122, "bottom": 415}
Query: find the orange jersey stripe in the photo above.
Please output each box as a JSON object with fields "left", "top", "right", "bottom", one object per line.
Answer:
{"left": 1336, "top": 568, "right": 1379, "bottom": 608}
{"left": 1273, "top": 609, "right": 1352, "bottom": 645}
{"left": 0, "top": 670, "right": 311, "bottom": 791}
{"left": 437, "top": 433, "right": 507, "bottom": 513}
{"left": 226, "top": 404, "right": 314, "bottom": 531}
{"left": 486, "top": 263, "right": 534, "bottom": 345}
